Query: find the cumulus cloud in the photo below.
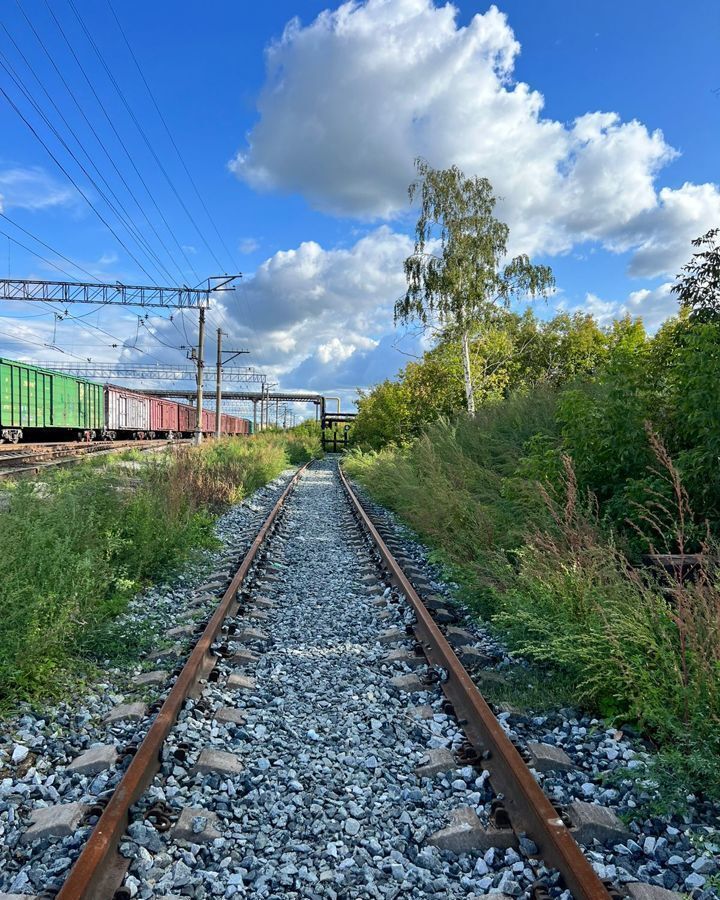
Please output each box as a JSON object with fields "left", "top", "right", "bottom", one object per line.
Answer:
{"left": 230, "top": 0, "right": 719, "bottom": 276}
{"left": 144, "top": 226, "right": 414, "bottom": 391}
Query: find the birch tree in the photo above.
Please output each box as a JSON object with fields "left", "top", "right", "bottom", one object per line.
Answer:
{"left": 395, "top": 159, "right": 555, "bottom": 415}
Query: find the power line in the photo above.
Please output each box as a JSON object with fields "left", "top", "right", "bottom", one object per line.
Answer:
{"left": 106, "top": 0, "right": 241, "bottom": 273}
{"left": 0, "top": 220, "right": 88, "bottom": 281}
{"left": 0, "top": 212, "right": 101, "bottom": 280}
{"left": 15, "top": 0, "right": 192, "bottom": 283}
{"left": 66, "top": 0, "right": 218, "bottom": 276}
{"left": 0, "top": 230, "right": 180, "bottom": 363}
{"left": 0, "top": 325, "right": 94, "bottom": 360}
{"left": 30, "top": 0, "right": 201, "bottom": 283}
{"left": 0, "top": 84, "right": 159, "bottom": 283}
{"left": 0, "top": 21, "right": 185, "bottom": 284}
{"left": 0, "top": 219, "right": 174, "bottom": 362}
{"left": 0, "top": 49, "right": 178, "bottom": 285}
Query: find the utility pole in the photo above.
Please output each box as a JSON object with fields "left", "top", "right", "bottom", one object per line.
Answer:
{"left": 214, "top": 328, "right": 249, "bottom": 439}
{"left": 215, "top": 328, "right": 224, "bottom": 439}
{"left": 194, "top": 307, "right": 206, "bottom": 446}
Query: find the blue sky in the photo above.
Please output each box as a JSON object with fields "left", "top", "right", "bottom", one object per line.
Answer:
{"left": 0, "top": 0, "right": 718, "bottom": 408}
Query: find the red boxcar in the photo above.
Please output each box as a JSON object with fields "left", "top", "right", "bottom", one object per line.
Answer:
{"left": 177, "top": 404, "right": 196, "bottom": 435}
{"left": 202, "top": 409, "right": 215, "bottom": 434}
{"left": 149, "top": 397, "right": 180, "bottom": 436}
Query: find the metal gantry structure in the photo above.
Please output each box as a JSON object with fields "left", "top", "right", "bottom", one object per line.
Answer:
{"left": 135, "top": 388, "right": 321, "bottom": 431}
{"left": 0, "top": 275, "right": 240, "bottom": 443}
{"left": 0, "top": 277, "right": 225, "bottom": 308}
{"left": 33, "top": 363, "right": 266, "bottom": 384}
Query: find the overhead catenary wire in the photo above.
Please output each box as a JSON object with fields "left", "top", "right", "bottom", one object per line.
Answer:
{"left": 0, "top": 221, "right": 179, "bottom": 364}
{"left": 0, "top": 21, "right": 187, "bottom": 285}
{"left": 0, "top": 212, "right": 103, "bottom": 281}
{"left": 0, "top": 220, "right": 90, "bottom": 281}
{"left": 66, "top": 0, "right": 220, "bottom": 277}
{"left": 11, "top": 0, "right": 194, "bottom": 284}
{"left": 0, "top": 3, "right": 228, "bottom": 370}
{"left": 105, "top": 0, "right": 242, "bottom": 275}
{"left": 29, "top": 0, "right": 201, "bottom": 284}
{"left": 0, "top": 51, "right": 178, "bottom": 286}
{"left": 0, "top": 326, "right": 95, "bottom": 360}
{"left": 0, "top": 84, "right": 159, "bottom": 284}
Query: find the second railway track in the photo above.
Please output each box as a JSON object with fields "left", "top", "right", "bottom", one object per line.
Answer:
{"left": 0, "top": 438, "right": 189, "bottom": 478}
{"left": 0, "top": 459, "right": 700, "bottom": 899}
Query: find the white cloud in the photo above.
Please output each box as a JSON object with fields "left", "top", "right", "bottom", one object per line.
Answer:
{"left": 146, "top": 226, "right": 414, "bottom": 390}
{"left": 622, "top": 184, "right": 720, "bottom": 278}
{"left": 574, "top": 282, "right": 678, "bottom": 333}
{"left": 624, "top": 283, "right": 679, "bottom": 331}
{"left": 317, "top": 337, "right": 355, "bottom": 364}
{"left": 238, "top": 237, "right": 260, "bottom": 254}
{"left": 230, "top": 0, "right": 719, "bottom": 276}
{"left": 0, "top": 166, "right": 74, "bottom": 212}
{"left": 1, "top": 221, "right": 412, "bottom": 396}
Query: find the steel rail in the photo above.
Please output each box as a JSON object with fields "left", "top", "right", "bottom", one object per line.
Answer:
{"left": 57, "top": 462, "right": 310, "bottom": 900}
{"left": 339, "top": 465, "right": 612, "bottom": 900}
{"left": 0, "top": 439, "right": 189, "bottom": 478}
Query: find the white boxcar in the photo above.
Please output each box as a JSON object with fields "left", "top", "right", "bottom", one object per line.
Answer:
{"left": 105, "top": 385, "right": 151, "bottom": 435}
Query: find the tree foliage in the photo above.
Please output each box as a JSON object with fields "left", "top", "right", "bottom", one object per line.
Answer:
{"left": 353, "top": 309, "right": 611, "bottom": 448}
{"left": 395, "top": 160, "right": 555, "bottom": 412}
{"left": 672, "top": 228, "right": 720, "bottom": 320}
{"left": 397, "top": 160, "right": 555, "bottom": 325}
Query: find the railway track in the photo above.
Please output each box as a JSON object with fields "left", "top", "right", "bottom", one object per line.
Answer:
{"left": 0, "top": 459, "right": 697, "bottom": 899}
{"left": 0, "top": 438, "right": 189, "bottom": 478}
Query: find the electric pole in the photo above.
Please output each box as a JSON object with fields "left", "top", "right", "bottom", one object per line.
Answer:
{"left": 214, "top": 328, "right": 249, "bottom": 439}
{"left": 194, "top": 307, "right": 206, "bottom": 446}
{"left": 215, "top": 328, "right": 224, "bottom": 438}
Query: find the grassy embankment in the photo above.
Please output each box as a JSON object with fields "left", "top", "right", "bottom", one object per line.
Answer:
{"left": 0, "top": 424, "right": 321, "bottom": 709}
{"left": 344, "top": 397, "right": 720, "bottom": 806}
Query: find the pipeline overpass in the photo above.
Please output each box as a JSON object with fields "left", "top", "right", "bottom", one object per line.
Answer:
{"left": 135, "top": 388, "right": 356, "bottom": 444}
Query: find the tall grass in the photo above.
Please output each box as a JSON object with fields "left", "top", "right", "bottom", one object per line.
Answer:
{"left": 0, "top": 429, "right": 319, "bottom": 708}
{"left": 343, "top": 405, "right": 720, "bottom": 800}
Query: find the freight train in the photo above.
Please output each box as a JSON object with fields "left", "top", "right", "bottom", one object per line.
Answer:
{"left": 0, "top": 356, "right": 253, "bottom": 443}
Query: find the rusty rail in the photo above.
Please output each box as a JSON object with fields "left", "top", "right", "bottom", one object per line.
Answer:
{"left": 339, "top": 465, "right": 612, "bottom": 900}
{"left": 57, "top": 463, "right": 309, "bottom": 900}
{"left": 0, "top": 439, "right": 189, "bottom": 478}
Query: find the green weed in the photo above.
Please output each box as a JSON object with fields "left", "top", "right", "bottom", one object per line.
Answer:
{"left": 0, "top": 428, "right": 319, "bottom": 709}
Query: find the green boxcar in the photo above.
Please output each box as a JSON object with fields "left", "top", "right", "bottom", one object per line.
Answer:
{"left": 0, "top": 357, "right": 104, "bottom": 439}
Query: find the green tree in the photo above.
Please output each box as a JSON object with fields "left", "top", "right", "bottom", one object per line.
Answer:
{"left": 352, "top": 380, "right": 411, "bottom": 450}
{"left": 672, "top": 228, "right": 720, "bottom": 321}
{"left": 395, "top": 159, "right": 555, "bottom": 414}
